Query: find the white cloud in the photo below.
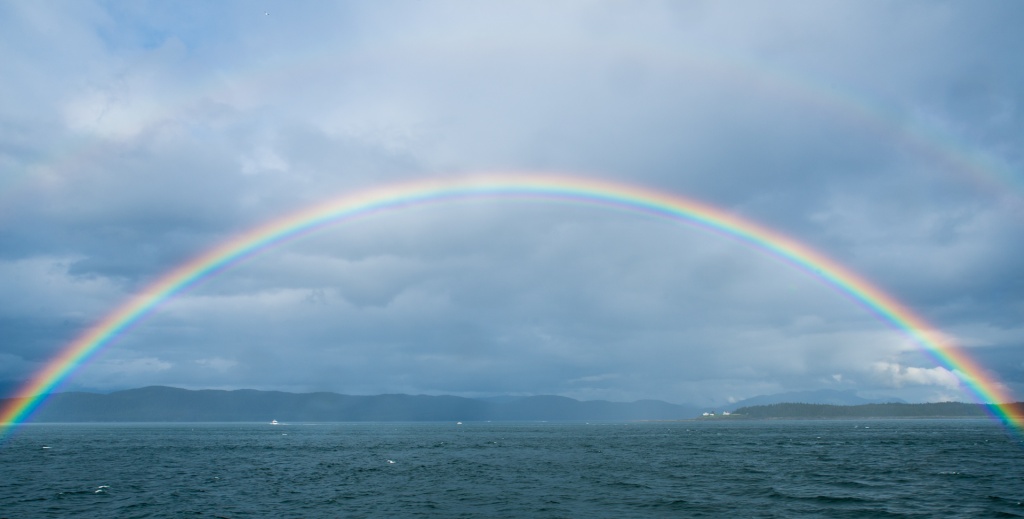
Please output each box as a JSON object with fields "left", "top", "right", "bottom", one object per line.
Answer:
{"left": 870, "top": 361, "right": 962, "bottom": 390}
{"left": 239, "top": 147, "right": 290, "bottom": 175}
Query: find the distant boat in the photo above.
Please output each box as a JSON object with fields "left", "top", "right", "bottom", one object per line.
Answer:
{"left": 271, "top": 420, "right": 279, "bottom": 425}
{"left": 456, "top": 421, "right": 462, "bottom": 425}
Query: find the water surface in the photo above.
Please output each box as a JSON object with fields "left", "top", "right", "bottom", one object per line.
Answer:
{"left": 2, "top": 420, "right": 1022, "bottom": 517}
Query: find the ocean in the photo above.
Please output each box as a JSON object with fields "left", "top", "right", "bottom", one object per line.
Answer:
{"left": 2, "top": 420, "right": 1022, "bottom": 518}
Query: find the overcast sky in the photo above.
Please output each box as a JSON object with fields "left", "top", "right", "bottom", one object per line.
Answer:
{"left": 2, "top": 1, "right": 1022, "bottom": 406}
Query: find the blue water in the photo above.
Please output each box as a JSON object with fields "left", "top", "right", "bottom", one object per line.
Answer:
{"left": 2, "top": 420, "right": 1022, "bottom": 517}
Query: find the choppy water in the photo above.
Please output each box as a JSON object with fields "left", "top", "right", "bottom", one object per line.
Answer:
{"left": 2, "top": 420, "right": 1022, "bottom": 518}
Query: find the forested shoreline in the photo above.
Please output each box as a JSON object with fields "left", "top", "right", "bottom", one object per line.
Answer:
{"left": 729, "top": 402, "right": 1024, "bottom": 419}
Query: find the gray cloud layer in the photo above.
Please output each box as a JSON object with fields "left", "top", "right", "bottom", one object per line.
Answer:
{"left": 2, "top": 1, "right": 1022, "bottom": 405}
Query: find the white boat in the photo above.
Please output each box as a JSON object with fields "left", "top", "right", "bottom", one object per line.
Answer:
{"left": 271, "top": 420, "right": 279, "bottom": 425}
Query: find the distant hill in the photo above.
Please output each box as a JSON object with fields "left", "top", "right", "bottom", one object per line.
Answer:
{"left": 731, "top": 402, "right": 1024, "bottom": 419}
{"left": 6, "top": 386, "right": 701, "bottom": 423}
{"left": 724, "top": 389, "right": 904, "bottom": 410}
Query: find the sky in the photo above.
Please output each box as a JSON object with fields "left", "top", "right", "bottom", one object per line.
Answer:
{"left": 1, "top": 1, "right": 1022, "bottom": 407}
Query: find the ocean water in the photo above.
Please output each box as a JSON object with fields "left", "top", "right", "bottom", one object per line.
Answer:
{"left": 2, "top": 420, "right": 1022, "bottom": 518}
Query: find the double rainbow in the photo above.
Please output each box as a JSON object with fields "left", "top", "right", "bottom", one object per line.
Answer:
{"left": 1, "top": 174, "right": 1018, "bottom": 438}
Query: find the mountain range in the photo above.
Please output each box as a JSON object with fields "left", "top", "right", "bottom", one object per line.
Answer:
{"left": 9, "top": 386, "right": 700, "bottom": 422}
{"left": 3, "top": 387, "right": 947, "bottom": 423}
{"left": 724, "top": 389, "right": 904, "bottom": 410}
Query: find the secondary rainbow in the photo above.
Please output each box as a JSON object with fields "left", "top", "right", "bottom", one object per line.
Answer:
{"left": 1, "top": 174, "right": 1018, "bottom": 438}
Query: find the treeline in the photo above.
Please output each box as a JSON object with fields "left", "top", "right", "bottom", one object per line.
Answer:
{"left": 733, "top": 402, "right": 1024, "bottom": 419}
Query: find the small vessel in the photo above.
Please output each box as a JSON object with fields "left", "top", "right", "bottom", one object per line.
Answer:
{"left": 271, "top": 420, "right": 279, "bottom": 425}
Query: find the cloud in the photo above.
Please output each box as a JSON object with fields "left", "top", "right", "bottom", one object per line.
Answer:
{"left": 0, "top": 353, "right": 37, "bottom": 379}
{"left": 72, "top": 357, "right": 174, "bottom": 390}
{"left": 870, "top": 362, "right": 962, "bottom": 390}
{"left": 194, "top": 357, "right": 238, "bottom": 372}
{"left": 1, "top": 1, "right": 1022, "bottom": 405}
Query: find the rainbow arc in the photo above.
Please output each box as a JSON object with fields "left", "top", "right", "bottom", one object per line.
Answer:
{"left": 1, "top": 174, "right": 1018, "bottom": 439}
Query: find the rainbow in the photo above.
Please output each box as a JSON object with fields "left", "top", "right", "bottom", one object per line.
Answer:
{"left": 1, "top": 174, "right": 1019, "bottom": 438}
